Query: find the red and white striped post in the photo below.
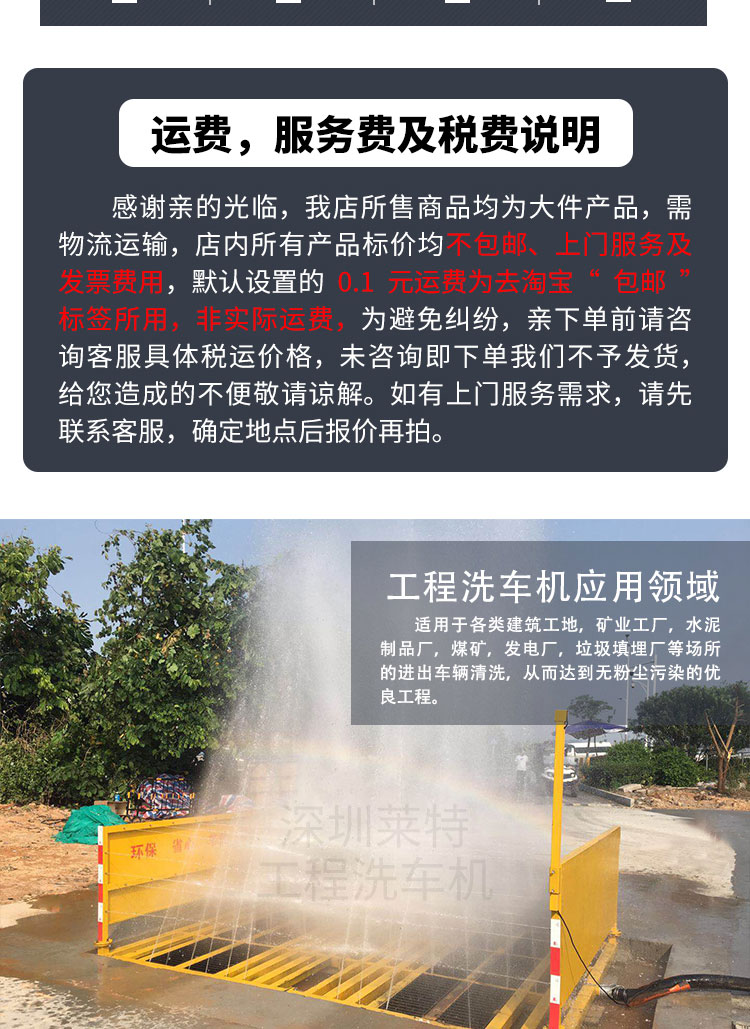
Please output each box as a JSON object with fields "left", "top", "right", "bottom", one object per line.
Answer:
{"left": 97, "top": 824, "right": 105, "bottom": 946}
{"left": 549, "top": 709, "right": 568, "bottom": 1029}
{"left": 549, "top": 914, "right": 562, "bottom": 1028}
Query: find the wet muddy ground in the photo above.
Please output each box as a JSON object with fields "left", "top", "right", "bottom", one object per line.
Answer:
{"left": 0, "top": 976, "right": 229, "bottom": 1029}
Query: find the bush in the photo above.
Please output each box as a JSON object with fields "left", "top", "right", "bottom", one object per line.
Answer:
{"left": 583, "top": 740, "right": 653, "bottom": 790}
{"left": 0, "top": 724, "right": 129, "bottom": 806}
{"left": 0, "top": 729, "right": 62, "bottom": 804}
{"left": 604, "top": 740, "right": 652, "bottom": 765}
{"left": 726, "top": 760, "right": 749, "bottom": 792}
{"left": 651, "top": 746, "right": 701, "bottom": 787}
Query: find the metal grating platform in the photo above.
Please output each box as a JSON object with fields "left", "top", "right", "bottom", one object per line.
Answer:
{"left": 109, "top": 917, "right": 550, "bottom": 1029}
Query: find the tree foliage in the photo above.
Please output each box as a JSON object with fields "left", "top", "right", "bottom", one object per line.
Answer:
{"left": 568, "top": 693, "right": 615, "bottom": 723}
{"left": 87, "top": 520, "right": 259, "bottom": 780}
{"left": 0, "top": 536, "right": 92, "bottom": 726}
{"left": 634, "top": 683, "right": 750, "bottom": 758}
{"left": 0, "top": 522, "right": 261, "bottom": 803}
{"left": 568, "top": 694, "right": 616, "bottom": 755}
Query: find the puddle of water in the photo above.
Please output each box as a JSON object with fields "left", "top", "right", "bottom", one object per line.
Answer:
{"left": 0, "top": 901, "right": 45, "bottom": 929}
{"left": 0, "top": 976, "right": 212, "bottom": 1028}
{"left": 588, "top": 938, "right": 671, "bottom": 1029}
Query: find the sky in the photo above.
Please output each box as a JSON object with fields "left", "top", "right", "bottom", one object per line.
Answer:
{"left": 2, "top": 519, "right": 748, "bottom": 726}
{"left": 1, "top": 518, "right": 748, "bottom": 638}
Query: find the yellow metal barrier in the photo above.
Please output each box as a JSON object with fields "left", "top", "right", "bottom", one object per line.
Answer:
{"left": 98, "top": 813, "right": 238, "bottom": 950}
{"left": 559, "top": 826, "right": 620, "bottom": 1007}
{"left": 548, "top": 710, "right": 621, "bottom": 1028}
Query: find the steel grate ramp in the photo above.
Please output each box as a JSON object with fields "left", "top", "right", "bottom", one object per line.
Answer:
{"left": 108, "top": 916, "right": 550, "bottom": 1029}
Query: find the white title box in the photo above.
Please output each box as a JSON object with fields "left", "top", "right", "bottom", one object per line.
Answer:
{"left": 119, "top": 98, "right": 634, "bottom": 169}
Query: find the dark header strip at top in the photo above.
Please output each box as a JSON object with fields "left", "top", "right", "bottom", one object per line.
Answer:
{"left": 41, "top": 0, "right": 707, "bottom": 27}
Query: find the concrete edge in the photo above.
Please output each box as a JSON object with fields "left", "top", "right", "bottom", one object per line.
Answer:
{"left": 580, "top": 783, "right": 634, "bottom": 807}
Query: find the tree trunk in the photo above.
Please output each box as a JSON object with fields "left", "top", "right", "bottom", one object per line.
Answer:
{"left": 706, "top": 696, "right": 741, "bottom": 796}
{"left": 717, "top": 756, "right": 728, "bottom": 793}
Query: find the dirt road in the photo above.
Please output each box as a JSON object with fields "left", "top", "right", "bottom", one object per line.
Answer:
{"left": 0, "top": 804, "right": 97, "bottom": 905}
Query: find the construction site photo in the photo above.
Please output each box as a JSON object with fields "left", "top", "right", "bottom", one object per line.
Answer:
{"left": 1, "top": 520, "right": 748, "bottom": 1029}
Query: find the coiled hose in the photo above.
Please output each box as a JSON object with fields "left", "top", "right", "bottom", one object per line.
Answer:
{"left": 608, "top": 974, "right": 750, "bottom": 1008}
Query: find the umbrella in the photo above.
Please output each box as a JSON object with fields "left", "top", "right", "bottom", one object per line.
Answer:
{"left": 566, "top": 721, "right": 627, "bottom": 736}
{"left": 566, "top": 721, "right": 628, "bottom": 760}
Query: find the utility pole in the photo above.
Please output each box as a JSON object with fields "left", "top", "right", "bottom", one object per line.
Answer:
{"left": 624, "top": 634, "right": 631, "bottom": 740}
{"left": 548, "top": 709, "right": 568, "bottom": 1029}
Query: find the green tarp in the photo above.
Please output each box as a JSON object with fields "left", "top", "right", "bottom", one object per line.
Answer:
{"left": 55, "top": 804, "right": 124, "bottom": 845}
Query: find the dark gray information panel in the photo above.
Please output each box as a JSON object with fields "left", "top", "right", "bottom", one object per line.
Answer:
{"left": 351, "top": 541, "right": 750, "bottom": 726}
{"left": 24, "top": 69, "right": 726, "bottom": 472}
{"left": 40, "top": 0, "right": 707, "bottom": 26}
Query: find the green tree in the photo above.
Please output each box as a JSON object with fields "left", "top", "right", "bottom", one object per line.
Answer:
{"left": 568, "top": 694, "right": 616, "bottom": 756}
{"left": 635, "top": 683, "right": 750, "bottom": 759}
{"left": 0, "top": 536, "right": 92, "bottom": 726}
{"left": 568, "top": 694, "right": 615, "bottom": 722}
{"left": 705, "top": 689, "right": 744, "bottom": 793}
{"left": 88, "top": 520, "right": 259, "bottom": 781}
